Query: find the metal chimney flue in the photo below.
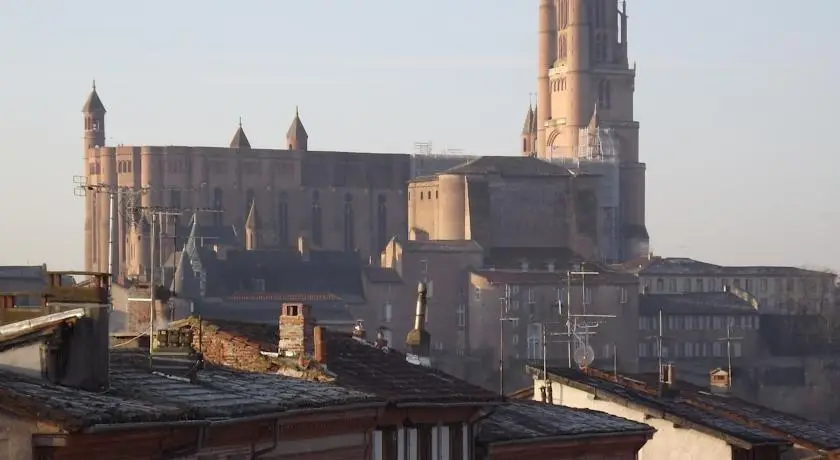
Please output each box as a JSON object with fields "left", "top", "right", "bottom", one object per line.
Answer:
{"left": 405, "top": 282, "right": 431, "bottom": 359}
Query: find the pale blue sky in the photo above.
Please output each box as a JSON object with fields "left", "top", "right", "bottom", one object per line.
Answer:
{"left": 0, "top": 0, "right": 837, "bottom": 272}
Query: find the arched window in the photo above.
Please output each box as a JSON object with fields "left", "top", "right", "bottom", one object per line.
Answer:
{"left": 311, "top": 191, "right": 322, "bottom": 246}
{"left": 213, "top": 188, "right": 224, "bottom": 226}
{"left": 277, "top": 192, "right": 288, "bottom": 246}
{"left": 343, "top": 193, "right": 355, "bottom": 252}
{"left": 597, "top": 80, "right": 612, "bottom": 109}
{"left": 377, "top": 194, "right": 387, "bottom": 251}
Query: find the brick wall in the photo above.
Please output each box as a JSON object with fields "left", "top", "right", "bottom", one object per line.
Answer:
{"left": 191, "top": 323, "right": 275, "bottom": 373}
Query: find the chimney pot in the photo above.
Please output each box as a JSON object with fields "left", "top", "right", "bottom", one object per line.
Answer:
{"left": 314, "top": 326, "right": 326, "bottom": 362}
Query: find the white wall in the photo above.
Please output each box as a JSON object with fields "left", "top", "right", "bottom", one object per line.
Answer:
{"left": 533, "top": 379, "right": 733, "bottom": 460}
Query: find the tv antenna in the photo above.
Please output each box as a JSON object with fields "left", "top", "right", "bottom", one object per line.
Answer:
{"left": 559, "top": 266, "right": 615, "bottom": 369}
{"left": 717, "top": 320, "right": 743, "bottom": 389}
{"left": 647, "top": 309, "right": 673, "bottom": 382}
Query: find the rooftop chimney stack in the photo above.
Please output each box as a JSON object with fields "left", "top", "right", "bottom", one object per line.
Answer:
{"left": 659, "top": 363, "right": 677, "bottom": 397}
{"left": 314, "top": 326, "right": 326, "bottom": 362}
{"left": 709, "top": 368, "right": 731, "bottom": 394}
{"left": 405, "top": 282, "right": 431, "bottom": 360}
{"left": 352, "top": 320, "right": 367, "bottom": 340}
{"left": 298, "top": 235, "right": 310, "bottom": 262}
{"left": 278, "top": 303, "right": 315, "bottom": 357}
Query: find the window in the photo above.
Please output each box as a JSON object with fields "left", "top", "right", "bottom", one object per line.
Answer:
{"left": 638, "top": 317, "right": 647, "bottom": 330}
{"left": 682, "top": 278, "right": 691, "bottom": 292}
{"left": 420, "top": 259, "right": 428, "bottom": 274}
{"left": 559, "top": 0, "right": 569, "bottom": 29}
{"left": 526, "top": 323, "right": 543, "bottom": 359}
{"left": 277, "top": 192, "right": 288, "bottom": 246}
{"left": 707, "top": 278, "right": 716, "bottom": 291}
{"left": 713, "top": 316, "right": 723, "bottom": 330}
{"left": 684, "top": 342, "right": 693, "bottom": 358}
{"left": 733, "top": 342, "right": 743, "bottom": 358}
{"left": 212, "top": 188, "right": 224, "bottom": 226}
{"left": 740, "top": 316, "right": 750, "bottom": 329}
{"left": 311, "top": 191, "right": 322, "bottom": 246}
{"left": 656, "top": 278, "right": 664, "bottom": 292}
{"left": 381, "top": 303, "right": 392, "bottom": 323}
{"left": 377, "top": 194, "right": 387, "bottom": 251}
{"left": 638, "top": 342, "right": 648, "bottom": 357}
{"left": 702, "top": 342, "right": 710, "bottom": 357}
{"left": 713, "top": 342, "right": 722, "bottom": 357}
{"left": 668, "top": 279, "right": 677, "bottom": 293}
{"left": 619, "top": 287, "right": 628, "bottom": 304}
{"left": 343, "top": 193, "right": 355, "bottom": 251}
{"left": 745, "top": 279, "right": 753, "bottom": 292}
{"left": 695, "top": 278, "right": 703, "bottom": 291}
{"left": 733, "top": 279, "right": 741, "bottom": 289}
{"left": 253, "top": 278, "right": 265, "bottom": 292}
{"left": 456, "top": 304, "right": 466, "bottom": 329}
{"left": 527, "top": 288, "right": 535, "bottom": 303}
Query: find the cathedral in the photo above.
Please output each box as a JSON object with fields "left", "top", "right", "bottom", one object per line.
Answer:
{"left": 522, "top": 0, "right": 648, "bottom": 261}
{"left": 82, "top": 0, "right": 648, "bottom": 283}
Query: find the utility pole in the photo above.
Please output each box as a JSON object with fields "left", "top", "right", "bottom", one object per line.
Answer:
{"left": 129, "top": 205, "right": 222, "bottom": 369}
{"left": 73, "top": 177, "right": 148, "bottom": 281}
{"left": 648, "top": 310, "right": 671, "bottom": 382}
{"left": 717, "top": 321, "right": 744, "bottom": 389}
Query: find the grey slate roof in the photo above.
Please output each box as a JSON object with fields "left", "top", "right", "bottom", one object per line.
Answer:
{"left": 639, "top": 292, "right": 759, "bottom": 316}
{"left": 533, "top": 366, "right": 840, "bottom": 452}
{"left": 0, "top": 349, "right": 380, "bottom": 432}
{"left": 479, "top": 400, "right": 653, "bottom": 444}
{"left": 444, "top": 156, "right": 572, "bottom": 177}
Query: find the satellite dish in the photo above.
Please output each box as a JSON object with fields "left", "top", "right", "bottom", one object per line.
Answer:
{"left": 574, "top": 345, "right": 595, "bottom": 369}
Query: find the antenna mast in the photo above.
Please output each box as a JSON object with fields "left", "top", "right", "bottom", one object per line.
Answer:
{"left": 717, "top": 321, "right": 744, "bottom": 389}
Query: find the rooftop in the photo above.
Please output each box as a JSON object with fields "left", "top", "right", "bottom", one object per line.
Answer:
{"left": 479, "top": 400, "right": 654, "bottom": 444}
{"left": 0, "top": 348, "right": 380, "bottom": 432}
{"left": 639, "top": 292, "right": 758, "bottom": 316}
{"left": 531, "top": 366, "right": 840, "bottom": 453}
{"left": 174, "top": 317, "right": 500, "bottom": 406}
{"left": 618, "top": 257, "right": 835, "bottom": 278}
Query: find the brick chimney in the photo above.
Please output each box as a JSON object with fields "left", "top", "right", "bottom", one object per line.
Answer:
{"left": 314, "top": 326, "right": 326, "bottom": 362}
{"left": 278, "top": 303, "right": 316, "bottom": 357}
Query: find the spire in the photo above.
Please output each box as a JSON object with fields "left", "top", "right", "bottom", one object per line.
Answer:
{"left": 229, "top": 117, "right": 251, "bottom": 149}
{"left": 286, "top": 107, "right": 308, "bottom": 151}
{"left": 521, "top": 105, "right": 537, "bottom": 135}
{"left": 588, "top": 102, "right": 600, "bottom": 133}
{"left": 82, "top": 80, "right": 107, "bottom": 113}
{"left": 244, "top": 201, "right": 261, "bottom": 250}
{"left": 245, "top": 200, "right": 261, "bottom": 230}
{"left": 171, "top": 215, "right": 201, "bottom": 299}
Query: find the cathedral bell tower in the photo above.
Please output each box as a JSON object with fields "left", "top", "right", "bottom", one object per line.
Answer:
{"left": 82, "top": 80, "right": 106, "bottom": 151}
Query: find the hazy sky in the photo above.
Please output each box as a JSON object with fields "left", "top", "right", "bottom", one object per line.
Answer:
{"left": 0, "top": 0, "right": 837, "bottom": 273}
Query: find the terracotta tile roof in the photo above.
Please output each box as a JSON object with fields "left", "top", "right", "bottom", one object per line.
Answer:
{"left": 531, "top": 366, "right": 840, "bottom": 453}
{"left": 506, "top": 386, "right": 534, "bottom": 400}
{"left": 479, "top": 401, "right": 654, "bottom": 444}
{"left": 227, "top": 292, "right": 341, "bottom": 302}
{"left": 0, "top": 349, "right": 381, "bottom": 432}
{"left": 177, "top": 317, "right": 500, "bottom": 405}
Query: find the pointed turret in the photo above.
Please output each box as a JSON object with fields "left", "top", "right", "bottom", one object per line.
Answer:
{"left": 82, "top": 80, "right": 106, "bottom": 150}
{"left": 229, "top": 118, "right": 251, "bottom": 149}
{"left": 286, "top": 106, "right": 308, "bottom": 151}
{"left": 520, "top": 104, "right": 538, "bottom": 157}
{"left": 587, "top": 102, "right": 600, "bottom": 133}
{"left": 170, "top": 248, "right": 199, "bottom": 299}
{"left": 245, "top": 200, "right": 261, "bottom": 250}
{"left": 82, "top": 80, "right": 107, "bottom": 114}
{"left": 521, "top": 105, "right": 536, "bottom": 135}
